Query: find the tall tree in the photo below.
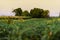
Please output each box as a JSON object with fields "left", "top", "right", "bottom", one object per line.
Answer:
{"left": 30, "top": 8, "right": 43, "bottom": 18}
{"left": 30, "top": 8, "right": 49, "bottom": 18}
{"left": 12, "top": 8, "right": 22, "bottom": 16}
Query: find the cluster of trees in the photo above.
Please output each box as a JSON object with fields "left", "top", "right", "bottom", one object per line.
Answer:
{"left": 12, "top": 8, "right": 49, "bottom": 18}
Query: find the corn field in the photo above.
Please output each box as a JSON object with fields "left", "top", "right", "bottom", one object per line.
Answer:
{"left": 0, "top": 18, "right": 60, "bottom": 40}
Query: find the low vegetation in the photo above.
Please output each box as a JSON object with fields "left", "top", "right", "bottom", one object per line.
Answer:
{"left": 0, "top": 18, "right": 60, "bottom": 40}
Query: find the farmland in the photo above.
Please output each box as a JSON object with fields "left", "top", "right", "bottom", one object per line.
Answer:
{"left": 0, "top": 18, "right": 60, "bottom": 40}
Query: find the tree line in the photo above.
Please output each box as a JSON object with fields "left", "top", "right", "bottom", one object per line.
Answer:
{"left": 12, "top": 8, "right": 49, "bottom": 18}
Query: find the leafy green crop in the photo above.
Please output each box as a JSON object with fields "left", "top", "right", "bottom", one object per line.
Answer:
{"left": 0, "top": 18, "right": 60, "bottom": 40}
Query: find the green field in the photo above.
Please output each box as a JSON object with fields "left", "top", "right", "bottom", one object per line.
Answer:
{"left": 0, "top": 18, "right": 60, "bottom": 40}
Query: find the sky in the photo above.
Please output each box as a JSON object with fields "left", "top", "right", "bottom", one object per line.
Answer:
{"left": 0, "top": 0, "right": 60, "bottom": 16}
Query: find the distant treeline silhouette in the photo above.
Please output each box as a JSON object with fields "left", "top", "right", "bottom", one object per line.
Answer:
{"left": 12, "top": 8, "right": 49, "bottom": 18}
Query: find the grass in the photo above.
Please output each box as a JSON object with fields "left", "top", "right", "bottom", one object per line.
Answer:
{"left": 0, "top": 18, "right": 60, "bottom": 40}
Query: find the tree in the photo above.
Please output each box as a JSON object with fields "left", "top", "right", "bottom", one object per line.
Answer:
{"left": 22, "top": 10, "right": 30, "bottom": 16}
{"left": 12, "top": 8, "right": 49, "bottom": 18}
{"left": 30, "top": 8, "right": 44, "bottom": 18}
{"left": 12, "top": 8, "right": 22, "bottom": 16}
{"left": 41, "top": 10, "right": 49, "bottom": 18}
{"left": 30, "top": 8, "right": 49, "bottom": 18}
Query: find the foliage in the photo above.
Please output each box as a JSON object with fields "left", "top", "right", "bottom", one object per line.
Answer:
{"left": 12, "top": 8, "right": 49, "bottom": 18}
{"left": 41, "top": 10, "right": 49, "bottom": 18}
{"left": 22, "top": 10, "right": 30, "bottom": 16}
{"left": 30, "top": 8, "right": 49, "bottom": 18}
{"left": 0, "top": 18, "right": 60, "bottom": 40}
{"left": 12, "top": 8, "right": 22, "bottom": 16}
{"left": 30, "top": 8, "right": 43, "bottom": 18}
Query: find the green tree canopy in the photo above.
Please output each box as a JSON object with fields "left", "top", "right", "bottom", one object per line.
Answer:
{"left": 22, "top": 10, "right": 30, "bottom": 16}
{"left": 12, "top": 8, "right": 22, "bottom": 16}
{"left": 30, "top": 8, "right": 49, "bottom": 18}
{"left": 30, "top": 8, "right": 43, "bottom": 18}
{"left": 41, "top": 10, "right": 49, "bottom": 18}
{"left": 12, "top": 8, "right": 49, "bottom": 18}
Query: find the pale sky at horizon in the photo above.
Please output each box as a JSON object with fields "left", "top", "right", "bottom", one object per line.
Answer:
{"left": 0, "top": 0, "right": 60, "bottom": 16}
